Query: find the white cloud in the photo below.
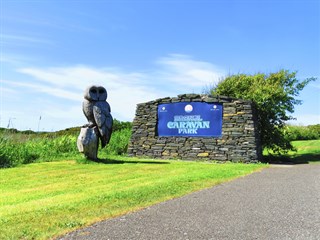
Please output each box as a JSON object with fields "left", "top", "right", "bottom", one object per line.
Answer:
{"left": 2, "top": 34, "right": 54, "bottom": 46}
{"left": 2, "top": 80, "right": 80, "bottom": 101}
{"left": 156, "top": 54, "right": 225, "bottom": 87}
{"left": 2, "top": 54, "right": 226, "bottom": 130}
{"left": 0, "top": 86, "right": 17, "bottom": 94}
{"left": 18, "top": 66, "right": 149, "bottom": 91}
{"left": 311, "top": 82, "right": 320, "bottom": 90}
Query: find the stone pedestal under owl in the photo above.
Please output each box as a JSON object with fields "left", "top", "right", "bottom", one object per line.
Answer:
{"left": 77, "top": 85, "right": 113, "bottom": 160}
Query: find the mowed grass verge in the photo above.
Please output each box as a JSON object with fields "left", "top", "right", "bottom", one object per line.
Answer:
{"left": 0, "top": 157, "right": 266, "bottom": 239}
{"left": 265, "top": 140, "right": 320, "bottom": 164}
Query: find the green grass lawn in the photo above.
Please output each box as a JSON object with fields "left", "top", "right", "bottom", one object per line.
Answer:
{"left": 291, "top": 140, "right": 320, "bottom": 154}
{"left": 264, "top": 139, "right": 320, "bottom": 164}
{"left": 0, "top": 157, "right": 266, "bottom": 240}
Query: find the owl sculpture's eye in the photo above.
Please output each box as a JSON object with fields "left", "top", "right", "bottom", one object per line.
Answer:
{"left": 84, "top": 85, "right": 107, "bottom": 101}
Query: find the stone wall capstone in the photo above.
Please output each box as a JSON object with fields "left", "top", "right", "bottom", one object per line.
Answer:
{"left": 128, "top": 94, "right": 262, "bottom": 163}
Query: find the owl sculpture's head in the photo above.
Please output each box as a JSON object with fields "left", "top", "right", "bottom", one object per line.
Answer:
{"left": 84, "top": 85, "right": 108, "bottom": 101}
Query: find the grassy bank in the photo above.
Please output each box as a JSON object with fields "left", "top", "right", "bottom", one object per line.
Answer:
{"left": 0, "top": 157, "right": 266, "bottom": 239}
{"left": 0, "top": 127, "right": 131, "bottom": 168}
{"left": 264, "top": 139, "right": 320, "bottom": 164}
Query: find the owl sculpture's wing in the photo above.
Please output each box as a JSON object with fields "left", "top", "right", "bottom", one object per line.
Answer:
{"left": 93, "top": 101, "right": 113, "bottom": 148}
{"left": 82, "top": 99, "right": 95, "bottom": 126}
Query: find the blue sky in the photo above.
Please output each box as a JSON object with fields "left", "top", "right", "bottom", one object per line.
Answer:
{"left": 1, "top": 0, "right": 319, "bottom": 131}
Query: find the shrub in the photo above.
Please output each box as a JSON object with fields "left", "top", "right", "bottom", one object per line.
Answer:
{"left": 285, "top": 125, "right": 320, "bottom": 141}
{"left": 31, "top": 135, "right": 78, "bottom": 159}
{"left": 0, "top": 136, "right": 39, "bottom": 168}
{"left": 207, "top": 70, "right": 315, "bottom": 154}
{"left": 0, "top": 120, "right": 133, "bottom": 168}
{"left": 112, "top": 119, "right": 132, "bottom": 132}
{"left": 105, "top": 128, "right": 132, "bottom": 155}
{"left": 0, "top": 133, "right": 79, "bottom": 168}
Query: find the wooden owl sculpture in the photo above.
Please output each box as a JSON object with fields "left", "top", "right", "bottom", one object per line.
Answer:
{"left": 82, "top": 85, "right": 113, "bottom": 148}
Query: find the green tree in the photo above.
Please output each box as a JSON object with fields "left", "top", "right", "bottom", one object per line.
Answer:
{"left": 208, "top": 70, "right": 315, "bottom": 154}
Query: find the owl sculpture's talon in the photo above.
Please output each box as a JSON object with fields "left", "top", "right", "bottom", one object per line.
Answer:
{"left": 83, "top": 123, "right": 95, "bottom": 128}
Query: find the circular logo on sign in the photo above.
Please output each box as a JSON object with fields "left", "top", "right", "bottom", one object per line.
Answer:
{"left": 213, "top": 105, "right": 217, "bottom": 109}
{"left": 185, "top": 104, "right": 193, "bottom": 113}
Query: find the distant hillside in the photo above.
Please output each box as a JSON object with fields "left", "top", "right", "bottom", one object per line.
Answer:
{"left": 0, "top": 119, "right": 132, "bottom": 137}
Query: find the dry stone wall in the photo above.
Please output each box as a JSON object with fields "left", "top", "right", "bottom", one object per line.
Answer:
{"left": 128, "top": 94, "right": 262, "bottom": 163}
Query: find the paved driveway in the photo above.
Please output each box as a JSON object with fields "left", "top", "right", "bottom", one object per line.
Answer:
{"left": 59, "top": 164, "right": 320, "bottom": 240}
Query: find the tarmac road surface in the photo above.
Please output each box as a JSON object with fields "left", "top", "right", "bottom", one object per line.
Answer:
{"left": 59, "top": 164, "right": 320, "bottom": 240}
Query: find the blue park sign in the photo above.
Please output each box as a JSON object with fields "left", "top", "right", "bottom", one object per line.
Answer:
{"left": 157, "top": 102, "right": 223, "bottom": 137}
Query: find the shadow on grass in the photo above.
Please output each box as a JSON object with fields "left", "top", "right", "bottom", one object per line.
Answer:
{"left": 85, "top": 158, "right": 170, "bottom": 165}
{"left": 264, "top": 153, "right": 320, "bottom": 165}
